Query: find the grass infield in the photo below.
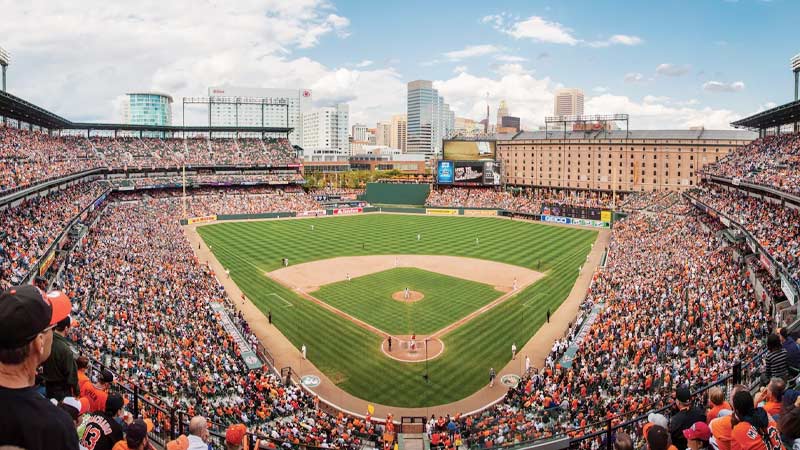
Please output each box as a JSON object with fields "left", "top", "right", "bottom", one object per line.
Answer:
{"left": 198, "top": 214, "right": 596, "bottom": 407}
{"left": 314, "top": 267, "right": 502, "bottom": 335}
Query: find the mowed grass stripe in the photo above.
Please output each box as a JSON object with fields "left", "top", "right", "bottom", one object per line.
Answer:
{"left": 198, "top": 215, "right": 596, "bottom": 407}
{"left": 313, "top": 268, "right": 502, "bottom": 335}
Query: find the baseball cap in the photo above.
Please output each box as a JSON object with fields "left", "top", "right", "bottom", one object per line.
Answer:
{"left": 647, "top": 413, "right": 668, "bottom": 429}
{"left": 226, "top": 423, "right": 247, "bottom": 446}
{"left": 683, "top": 422, "right": 711, "bottom": 442}
{"left": 0, "top": 285, "right": 71, "bottom": 348}
{"left": 676, "top": 386, "right": 692, "bottom": 403}
{"left": 105, "top": 393, "right": 125, "bottom": 414}
{"left": 101, "top": 369, "right": 115, "bottom": 383}
{"left": 126, "top": 419, "right": 153, "bottom": 448}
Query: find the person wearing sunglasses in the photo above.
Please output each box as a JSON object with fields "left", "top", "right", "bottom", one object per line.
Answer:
{"left": 0, "top": 284, "right": 77, "bottom": 450}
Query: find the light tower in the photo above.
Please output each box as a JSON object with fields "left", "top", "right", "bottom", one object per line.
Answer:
{"left": 0, "top": 47, "right": 9, "bottom": 92}
{"left": 792, "top": 53, "right": 800, "bottom": 101}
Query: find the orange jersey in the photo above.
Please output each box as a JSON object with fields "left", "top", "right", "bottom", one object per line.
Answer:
{"left": 80, "top": 383, "right": 109, "bottom": 413}
{"left": 710, "top": 416, "right": 733, "bottom": 450}
{"left": 731, "top": 420, "right": 784, "bottom": 450}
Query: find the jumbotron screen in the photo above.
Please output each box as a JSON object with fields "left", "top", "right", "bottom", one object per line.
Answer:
{"left": 443, "top": 140, "right": 496, "bottom": 161}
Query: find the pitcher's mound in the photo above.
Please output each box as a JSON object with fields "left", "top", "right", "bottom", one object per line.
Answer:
{"left": 392, "top": 290, "right": 424, "bottom": 302}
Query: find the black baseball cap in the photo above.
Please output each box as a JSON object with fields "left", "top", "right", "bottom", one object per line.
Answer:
{"left": 105, "top": 393, "right": 125, "bottom": 414}
{"left": 0, "top": 285, "right": 71, "bottom": 349}
{"left": 100, "top": 369, "right": 115, "bottom": 383}
{"left": 126, "top": 419, "right": 150, "bottom": 448}
{"left": 676, "top": 386, "right": 692, "bottom": 403}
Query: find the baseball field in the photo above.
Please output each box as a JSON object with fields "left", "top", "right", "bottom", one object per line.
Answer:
{"left": 197, "top": 214, "right": 597, "bottom": 407}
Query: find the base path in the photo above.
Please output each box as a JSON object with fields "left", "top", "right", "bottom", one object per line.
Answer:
{"left": 184, "top": 218, "right": 610, "bottom": 419}
{"left": 269, "top": 254, "right": 542, "bottom": 292}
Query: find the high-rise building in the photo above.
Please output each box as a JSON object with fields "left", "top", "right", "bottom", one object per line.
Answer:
{"left": 207, "top": 86, "right": 312, "bottom": 145}
{"left": 554, "top": 88, "right": 585, "bottom": 117}
{"left": 390, "top": 114, "right": 407, "bottom": 151}
{"left": 496, "top": 100, "right": 509, "bottom": 128}
{"left": 302, "top": 104, "right": 349, "bottom": 157}
{"left": 123, "top": 92, "right": 173, "bottom": 126}
{"left": 376, "top": 121, "right": 391, "bottom": 147}
{"left": 351, "top": 123, "right": 369, "bottom": 142}
{"left": 406, "top": 80, "right": 454, "bottom": 156}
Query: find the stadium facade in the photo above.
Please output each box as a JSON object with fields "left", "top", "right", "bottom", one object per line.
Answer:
{"left": 497, "top": 129, "right": 756, "bottom": 192}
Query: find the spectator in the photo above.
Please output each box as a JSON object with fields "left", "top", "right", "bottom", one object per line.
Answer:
{"left": 755, "top": 378, "right": 786, "bottom": 419}
{"left": 766, "top": 334, "right": 790, "bottom": 382}
{"left": 166, "top": 436, "right": 189, "bottom": 450}
{"left": 778, "top": 389, "right": 800, "bottom": 450}
{"left": 41, "top": 315, "right": 79, "bottom": 401}
{"left": 225, "top": 424, "right": 247, "bottom": 450}
{"left": 684, "top": 422, "right": 712, "bottom": 450}
{"left": 671, "top": 387, "right": 707, "bottom": 450}
{"left": 779, "top": 328, "right": 800, "bottom": 373}
{"left": 187, "top": 416, "right": 210, "bottom": 450}
{"left": 0, "top": 285, "right": 77, "bottom": 450}
{"left": 80, "top": 393, "right": 126, "bottom": 450}
{"left": 111, "top": 419, "right": 152, "bottom": 450}
{"left": 708, "top": 387, "right": 733, "bottom": 423}
{"left": 731, "top": 390, "right": 784, "bottom": 450}
{"left": 647, "top": 425, "right": 674, "bottom": 450}
{"left": 614, "top": 433, "right": 634, "bottom": 450}
{"left": 710, "top": 385, "right": 749, "bottom": 450}
{"left": 80, "top": 369, "right": 114, "bottom": 413}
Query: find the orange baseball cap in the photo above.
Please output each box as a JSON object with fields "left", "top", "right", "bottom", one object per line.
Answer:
{"left": 0, "top": 285, "right": 72, "bottom": 348}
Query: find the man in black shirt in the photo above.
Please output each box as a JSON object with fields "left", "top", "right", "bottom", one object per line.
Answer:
{"left": 669, "top": 386, "right": 706, "bottom": 450}
{"left": 81, "top": 393, "right": 126, "bottom": 450}
{"left": 42, "top": 316, "right": 79, "bottom": 401}
{"left": 0, "top": 285, "right": 78, "bottom": 450}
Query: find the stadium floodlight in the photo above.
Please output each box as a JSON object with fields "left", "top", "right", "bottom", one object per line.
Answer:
{"left": 792, "top": 54, "right": 800, "bottom": 73}
{"left": 793, "top": 54, "right": 800, "bottom": 101}
{"left": 0, "top": 46, "right": 9, "bottom": 92}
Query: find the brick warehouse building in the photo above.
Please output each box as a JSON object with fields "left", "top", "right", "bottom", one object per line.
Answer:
{"left": 497, "top": 129, "right": 756, "bottom": 192}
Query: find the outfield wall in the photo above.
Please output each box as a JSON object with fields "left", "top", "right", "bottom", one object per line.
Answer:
{"left": 364, "top": 182, "right": 430, "bottom": 205}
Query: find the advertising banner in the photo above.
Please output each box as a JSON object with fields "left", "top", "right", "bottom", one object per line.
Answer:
{"left": 453, "top": 161, "right": 485, "bottom": 184}
{"left": 760, "top": 253, "right": 777, "bottom": 279}
{"left": 333, "top": 207, "right": 363, "bottom": 215}
{"left": 39, "top": 251, "right": 56, "bottom": 276}
{"left": 427, "top": 208, "right": 459, "bottom": 216}
{"left": 782, "top": 275, "right": 797, "bottom": 305}
{"left": 541, "top": 215, "right": 609, "bottom": 228}
{"left": 298, "top": 210, "right": 326, "bottom": 217}
{"left": 600, "top": 210, "right": 612, "bottom": 223}
{"left": 541, "top": 215, "right": 573, "bottom": 225}
{"left": 437, "top": 160, "right": 454, "bottom": 184}
{"left": 187, "top": 215, "right": 218, "bottom": 225}
{"left": 464, "top": 209, "right": 498, "bottom": 216}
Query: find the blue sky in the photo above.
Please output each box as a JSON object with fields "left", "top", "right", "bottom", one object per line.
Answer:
{"left": 2, "top": 0, "right": 797, "bottom": 129}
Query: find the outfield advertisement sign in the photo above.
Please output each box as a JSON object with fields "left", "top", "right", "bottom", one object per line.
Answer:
{"left": 540, "top": 215, "right": 610, "bottom": 228}
{"left": 464, "top": 209, "right": 497, "bottom": 216}
{"left": 333, "top": 207, "right": 363, "bottom": 215}
{"left": 437, "top": 160, "right": 454, "bottom": 184}
{"left": 187, "top": 215, "right": 217, "bottom": 225}
{"left": 298, "top": 210, "right": 326, "bottom": 217}
{"left": 209, "top": 303, "right": 262, "bottom": 370}
{"left": 427, "top": 208, "right": 459, "bottom": 216}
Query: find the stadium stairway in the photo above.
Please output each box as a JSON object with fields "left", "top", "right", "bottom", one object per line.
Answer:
{"left": 558, "top": 302, "right": 604, "bottom": 368}
{"left": 401, "top": 432, "right": 426, "bottom": 450}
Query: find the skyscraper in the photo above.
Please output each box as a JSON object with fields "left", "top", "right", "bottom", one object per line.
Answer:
{"left": 302, "top": 104, "right": 349, "bottom": 155}
{"left": 496, "top": 100, "right": 508, "bottom": 128}
{"left": 390, "top": 114, "right": 407, "bottom": 151}
{"left": 554, "top": 88, "right": 585, "bottom": 117}
{"left": 123, "top": 92, "right": 173, "bottom": 126}
{"left": 376, "top": 121, "right": 392, "bottom": 147}
{"left": 406, "top": 80, "right": 453, "bottom": 155}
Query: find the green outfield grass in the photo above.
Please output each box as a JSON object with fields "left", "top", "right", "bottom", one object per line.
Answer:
{"left": 313, "top": 267, "right": 502, "bottom": 335}
{"left": 198, "top": 214, "right": 597, "bottom": 407}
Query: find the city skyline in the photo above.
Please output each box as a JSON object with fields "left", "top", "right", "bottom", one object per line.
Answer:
{"left": 1, "top": 0, "right": 797, "bottom": 131}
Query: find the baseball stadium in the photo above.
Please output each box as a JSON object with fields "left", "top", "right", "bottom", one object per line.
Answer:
{"left": 2, "top": 28, "right": 800, "bottom": 450}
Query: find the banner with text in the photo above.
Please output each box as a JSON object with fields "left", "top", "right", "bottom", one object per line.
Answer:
{"left": 333, "top": 207, "right": 363, "bottom": 215}
{"left": 187, "top": 215, "right": 218, "bottom": 225}
{"left": 427, "top": 208, "right": 459, "bottom": 216}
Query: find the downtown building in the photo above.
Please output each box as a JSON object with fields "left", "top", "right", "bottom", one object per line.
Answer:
{"left": 406, "top": 80, "right": 454, "bottom": 157}
{"left": 301, "top": 104, "right": 350, "bottom": 162}
{"left": 207, "top": 86, "right": 312, "bottom": 145}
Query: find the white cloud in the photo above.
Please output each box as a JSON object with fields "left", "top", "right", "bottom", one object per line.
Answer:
{"left": 643, "top": 95, "right": 670, "bottom": 103}
{"left": 703, "top": 80, "right": 745, "bottom": 93}
{"left": 624, "top": 72, "right": 646, "bottom": 83}
{"left": 453, "top": 65, "right": 468, "bottom": 74}
{"left": 354, "top": 60, "right": 374, "bottom": 68}
{"left": 588, "top": 34, "right": 644, "bottom": 48}
{"left": 656, "top": 63, "right": 691, "bottom": 77}
{"left": 489, "top": 15, "right": 642, "bottom": 48}
{"left": 444, "top": 44, "right": 503, "bottom": 61}
{"left": 495, "top": 54, "right": 528, "bottom": 62}
{"left": 593, "top": 86, "right": 609, "bottom": 93}
{"left": 586, "top": 94, "right": 741, "bottom": 129}
{"left": 504, "top": 16, "right": 579, "bottom": 45}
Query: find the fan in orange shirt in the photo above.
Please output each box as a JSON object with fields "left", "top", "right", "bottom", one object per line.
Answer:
{"left": 730, "top": 391, "right": 785, "bottom": 450}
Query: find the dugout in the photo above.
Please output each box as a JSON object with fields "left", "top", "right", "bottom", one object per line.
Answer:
{"left": 364, "top": 182, "right": 430, "bottom": 206}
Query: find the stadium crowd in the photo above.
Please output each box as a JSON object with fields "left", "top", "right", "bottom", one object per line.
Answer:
{"left": 706, "top": 132, "right": 800, "bottom": 196}
{"left": 687, "top": 185, "right": 800, "bottom": 282}
{"left": 0, "top": 125, "right": 299, "bottom": 193}
{"left": 425, "top": 187, "right": 619, "bottom": 215}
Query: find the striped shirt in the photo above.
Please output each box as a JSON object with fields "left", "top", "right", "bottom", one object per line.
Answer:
{"left": 766, "top": 348, "right": 789, "bottom": 380}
